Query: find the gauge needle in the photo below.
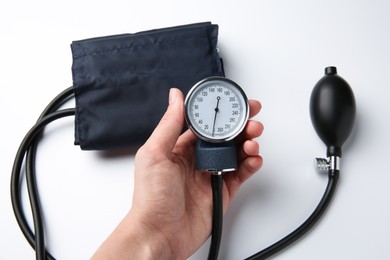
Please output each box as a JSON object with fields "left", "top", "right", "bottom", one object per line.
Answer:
{"left": 212, "top": 96, "right": 221, "bottom": 136}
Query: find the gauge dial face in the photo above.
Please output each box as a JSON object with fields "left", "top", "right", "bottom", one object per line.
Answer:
{"left": 184, "top": 77, "right": 249, "bottom": 142}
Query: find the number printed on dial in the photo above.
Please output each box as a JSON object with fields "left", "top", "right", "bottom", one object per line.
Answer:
{"left": 185, "top": 78, "right": 249, "bottom": 142}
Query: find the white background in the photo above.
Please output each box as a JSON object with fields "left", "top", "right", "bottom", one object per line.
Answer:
{"left": 1, "top": 0, "right": 390, "bottom": 259}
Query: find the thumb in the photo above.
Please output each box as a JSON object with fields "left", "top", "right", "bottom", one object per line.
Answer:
{"left": 144, "top": 88, "right": 185, "bottom": 157}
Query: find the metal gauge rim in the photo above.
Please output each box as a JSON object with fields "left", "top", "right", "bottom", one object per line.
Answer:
{"left": 184, "top": 76, "right": 249, "bottom": 143}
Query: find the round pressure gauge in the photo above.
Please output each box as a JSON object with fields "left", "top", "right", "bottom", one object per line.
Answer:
{"left": 184, "top": 76, "right": 249, "bottom": 143}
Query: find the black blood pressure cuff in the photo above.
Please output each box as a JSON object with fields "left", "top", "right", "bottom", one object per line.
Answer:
{"left": 71, "top": 22, "right": 224, "bottom": 150}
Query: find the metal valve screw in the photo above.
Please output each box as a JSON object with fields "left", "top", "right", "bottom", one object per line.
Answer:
{"left": 314, "top": 156, "right": 340, "bottom": 172}
{"left": 314, "top": 158, "right": 330, "bottom": 171}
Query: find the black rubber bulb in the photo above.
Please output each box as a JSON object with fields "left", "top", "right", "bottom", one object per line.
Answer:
{"left": 310, "top": 66, "right": 356, "bottom": 157}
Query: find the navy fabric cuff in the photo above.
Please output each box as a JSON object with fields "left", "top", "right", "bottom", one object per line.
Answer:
{"left": 71, "top": 22, "right": 224, "bottom": 150}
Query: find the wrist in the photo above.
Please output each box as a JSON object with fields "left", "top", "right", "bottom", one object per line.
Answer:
{"left": 92, "top": 211, "right": 172, "bottom": 260}
{"left": 125, "top": 211, "right": 173, "bottom": 259}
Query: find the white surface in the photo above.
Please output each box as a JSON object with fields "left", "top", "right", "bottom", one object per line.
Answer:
{"left": 1, "top": 0, "right": 390, "bottom": 259}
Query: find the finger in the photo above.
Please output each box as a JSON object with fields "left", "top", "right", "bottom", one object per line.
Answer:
{"left": 144, "top": 88, "right": 184, "bottom": 157}
{"left": 249, "top": 100, "right": 262, "bottom": 118}
{"left": 224, "top": 155, "right": 263, "bottom": 198}
{"left": 177, "top": 128, "right": 197, "bottom": 147}
{"left": 236, "top": 120, "right": 264, "bottom": 145}
{"left": 174, "top": 129, "right": 197, "bottom": 159}
{"left": 236, "top": 155, "right": 263, "bottom": 183}
{"left": 242, "top": 120, "right": 264, "bottom": 140}
{"left": 238, "top": 140, "right": 259, "bottom": 162}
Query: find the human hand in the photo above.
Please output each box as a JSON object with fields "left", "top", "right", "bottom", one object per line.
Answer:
{"left": 92, "top": 88, "right": 263, "bottom": 259}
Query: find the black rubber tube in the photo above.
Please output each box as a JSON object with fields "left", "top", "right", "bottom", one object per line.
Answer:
{"left": 207, "top": 174, "right": 224, "bottom": 260}
{"left": 10, "top": 108, "right": 75, "bottom": 260}
{"left": 26, "top": 87, "right": 74, "bottom": 260}
{"left": 245, "top": 170, "right": 339, "bottom": 260}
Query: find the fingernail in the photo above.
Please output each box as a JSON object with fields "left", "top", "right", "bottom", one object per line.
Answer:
{"left": 169, "top": 88, "right": 176, "bottom": 105}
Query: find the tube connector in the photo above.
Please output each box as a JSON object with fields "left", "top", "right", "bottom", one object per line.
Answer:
{"left": 195, "top": 140, "right": 237, "bottom": 173}
{"left": 314, "top": 156, "right": 340, "bottom": 172}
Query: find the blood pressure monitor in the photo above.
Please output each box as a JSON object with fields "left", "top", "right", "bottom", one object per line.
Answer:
{"left": 184, "top": 77, "right": 249, "bottom": 172}
{"left": 184, "top": 76, "right": 249, "bottom": 143}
